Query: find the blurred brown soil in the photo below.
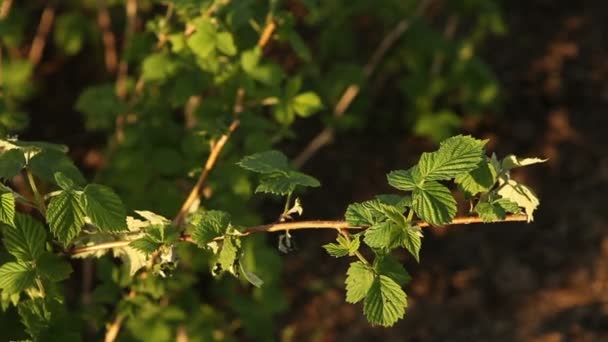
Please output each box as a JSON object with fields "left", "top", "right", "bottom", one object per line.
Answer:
{"left": 280, "top": 1, "right": 608, "bottom": 341}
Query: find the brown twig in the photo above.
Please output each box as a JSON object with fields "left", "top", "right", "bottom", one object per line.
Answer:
{"left": 115, "top": 0, "right": 137, "bottom": 100}
{"left": 0, "top": 0, "right": 13, "bottom": 19}
{"left": 97, "top": 0, "right": 118, "bottom": 73}
{"left": 71, "top": 214, "right": 528, "bottom": 256}
{"left": 28, "top": 5, "right": 55, "bottom": 66}
{"left": 173, "top": 120, "right": 240, "bottom": 227}
{"left": 292, "top": 0, "right": 432, "bottom": 168}
{"left": 257, "top": 20, "right": 276, "bottom": 48}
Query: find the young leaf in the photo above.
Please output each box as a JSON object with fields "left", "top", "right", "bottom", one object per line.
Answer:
{"left": 191, "top": 210, "right": 231, "bottom": 247}
{"left": 2, "top": 213, "right": 46, "bottom": 261}
{"left": 412, "top": 181, "right": 456, "bottom": 226}
{"left": 363, "top": 275, "right": 407, "bottom": 327}
{"left": 0, "top": 148, "right": 25, "bottom": 179}
{"left": 345, "top": 261, "right": 374, "bottom": 304}
{"left": 375, "top": 256, "right": 411, "bottom": 285}
{"left": 237, "top": 150, "right": 289, "bottom": 174}
{"left": 0, "top": 261, "right": 36, "bottom": 295}
{"left": 454, "top": 159, "right": 497, "bottom": 196}
{"left": 28, "top": 149, "right": 86, "bottom": 185}
{"left": 46, "top": 190, "right": 85, "bottom": 245}
{"left": 216, "top": 32, "right": 237, "bottom": 56}
{"left": 36, "top": 252, "right": 73, "bottom": 282}
{"left": 387, "top": 166, "right": 421, "bottom": 191}
{"left": 417, "top": 135, "right": 486, "bottom": 181}
{"left": 292, "top": 92, "right": 323, "bottom": 117}
{"left": 129, "top": 236, "right": 162, "bottom": 255}
{"left": 83, "top": 184, "right": 127, "bottom": 232}
{"left": 400, "top": 226, "right": 423, "bottom": 262}
{"left": 239, "top": 260, "right": 264, "bottom": 288}
{"left": 501, "top": 155, "right": 547, "bottom": 171}
{"left": 0, "top": 190, "right": 15, "bottom": 226}
{"left": 345, "top": 202, "right": 376, "bottom": 226}
{"left": 323, "top": 234, "right": 354, "bottom": 258}
{"left": 255, "top": 171, "right": 320, "bottom": 195}
{"left": 216, "top": 236, "right": 240, "bottom": 275}
{"left": 497, "top": 179, "right": 539, "bottom": 222}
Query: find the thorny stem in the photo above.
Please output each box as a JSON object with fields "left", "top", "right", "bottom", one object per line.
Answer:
{"left": 70, "top": 214, "right": 528, "bottom": 256}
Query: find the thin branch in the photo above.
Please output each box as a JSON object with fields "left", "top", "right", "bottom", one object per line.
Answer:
{"left": 70, "top": 214, "right": 528, "bottom": 256}
{"left": 115, "top": 0, "right": 137, "bottom": 100}
{"left": 0, "top": 0, "right": 13, "bottom": 19}
{"left": 97, "top": 0, "right": 118, "bottom": 73}
{"left": 257, "top": 20, "right": 276, "bottom": 48}
{"left": 172, "top": 120, "right": 240, "bottom": 227}
{"left": 292, "top": 0, "right": 432, "bottom": 168}
{"left": 28, "top": 5, "right": 55, "bottom": 66}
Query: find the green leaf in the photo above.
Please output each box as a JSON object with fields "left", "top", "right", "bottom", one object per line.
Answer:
{"left": 28, "top": 149, "right": 86, "bottom": 185}
{"left": 46, "top": 190, "right": 85, "bottom": 245}
{"left": 191, "top": 210, "right": 231, "bottom": 247}
{"left": 455, "top": 159, "right": 497, "bottom": 196}
{"left": 0, "top": 261, "right": 36, "bottom": 295}
{"left": 142, "top": 52, "right": 179, "bottom": 82}
{"left": 17, "top": 298, "right": 51, "bottom": 339}
{"left": 400, "top": 226, "right": 423, "bottom": 262}
{"left": 363, "top": 275, "right": 407, "bottom": 327}
{"left": 345, "top": 202, "right": 376, "bottom": 226}
{"left": 239, "top": 260, "right": 264, "bottom": 288}
{"left": 0, "top": 190, "right": 15, "bottom": 226}
{"left": 129, "top": 236, "right": 162, "bottom": 255}
{"left": 375, "top": 255, "right": 411, "bottom": 285}
{"left": 292, "top": 92, "right": 323, "bottom": 117}
{"left": 497, "top": 179, "right": 539, "bottom": 222}
{"left": 345, "top": 261, "right": 374, "bottom": 304}
{"left": 237, "top": 150, "right": 289, "bottom": 174}
{"left": 113, "top": 246, "right": 148, "bottom": 276}
{"left": 54, "top": 172, "right": 76, "bottom": 190}
{"left": 0, "top": 148, "right": 25, "bottom": 179}
{"left": 2, "top": 213, "right": 46, "bottom": 261}
{"left": 216, "top": 236, "right": 240, "bottom": 275}
{"left": 387, "top": 166, "right": 421, "bottom": 191}
{"left": 54, "top": 12, "right": 88, "bottom": 56}
{"left": 412, "top": 181, "right": 456, "bottom": 226}
{"left": 36, "top": 252, "right": 73, "bottom": 282}
{"left": 74, "top": 84, "right": 127, "bottom": 131}
{"left": 187, "top": 28, "right": 216, "bottom": 59}
{"left": 216, "top": 32, "right": 237, "bottom": 56}
{"left": 375, "top": 194, "right": 411, "bottom": 211}
{"left": 323, "top": 241, "right": 349, "bottom": 257}
{"left": 364, "top": 221, "right": 397, "bottom": 249}
{"left": 323, "top": 234, "right": 357, "bottom": 258}
{"left": 83, "top": 184, "right": 127, "bottom": 232}
{"left": 417, "top": 135, "right": 486, "bottom": 181}
{"left": 255, "top": 171, "right": 320, "bottom": 195}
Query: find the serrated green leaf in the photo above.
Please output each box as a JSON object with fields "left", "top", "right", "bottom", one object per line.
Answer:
{"left": 363, "top": 275, "right": 407, "bottom": 327}
{"left": 17, "top": 298, "right": 51, "bottom": 338}
{"left": 364, "top": 222, "right": 397, "bottom": 249}
{"left": 36, "top": 252, "right": 72, "bottom": 282}
{"left": 345, "top": 202, "right": 375, "bottom": 226}
{"left": 255, "top": 171, "right": 320, "bottom": 195}
{"left": 323, "top": 242, "right": 349, "bottom": 257}
{"left": 134, "top": 210, "right": 170, "bottom": 225}
{"left": 216, "top": 32, "right": 237, "bottom": 56}
{"left": 0, "top": 148, "right": 25, "bottom": 179}
{"left": 28, "top": 149, "right": 86, "bottom": 185}
{"left": 0, "top": 190, "right": 15, "bottom": 226}
{"left": 375, "top": 194, "right": 411, "bottom": 210}
{"left": 239, "top": 260, "right": 264, "bottom": 288}
{"left": 113, "top": 246, "right": 148, "bottom": 276}
{"left": 2, "top": 213, "right": 46, "bottom": 261}
{"left": 501, "top": 155, "right": 547, "bottom": 171}
{"left": 345, "top": 261, "right": 374, "bottom": 304}
{"left": 129, "top": 236, "right": 162, "bottom": 255}
{"left": 412, "top": 181, "right": 456, "bottom": 226}
{"left": 0, "top": 261, "right": 36, "bottom": 294}
{"left": 455, "top": 159, "right": 497, "bottom": 196}
{"left": 497, "top": 179, "right": 539, "bottom": 222}
{"left": 216, "top": 236, "right": 240, "bottom": 275}
{"left": 83, "top": 184, "right": 127, "bottom": 232}
{"left": 237, "top": 150, "right": 289, "bottom": 174}
{"left": 191, "top": 210, "right": 231, "bottom": 247}
{"left": 348, "top": 234, "right": 361, "bottom": 255}
{"left": 387, "top": 166, "right": 421, "bottom": 191}
{"left": 475, "top": 197, "right": 521, "bottom": 222}
{"left": 292, "top": 92, "right": 323, "bottom": 117}
{"left": 375, "top": 255, "right": 411, "bottom": 285}
{"left": 401, "top": 226, "right": 423, "bottom": 262}
{"left": 417, "top": 135, "right": 486, "bottom": 181}
{"left": 47, "top": 189, "right": 85, "bottom": 245}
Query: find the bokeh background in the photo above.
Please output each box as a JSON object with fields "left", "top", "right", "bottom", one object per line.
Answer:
{"left": 1, "top": 0, "right": 606, "bottom": 341}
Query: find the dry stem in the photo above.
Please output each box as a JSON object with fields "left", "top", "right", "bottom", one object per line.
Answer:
{"left": 28, "top": 5, "right": 55, "bottom": 66}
